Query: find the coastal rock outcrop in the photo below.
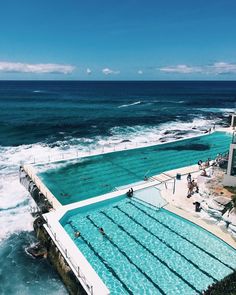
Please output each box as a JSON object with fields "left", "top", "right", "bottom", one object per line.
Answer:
{"left": 201, "top": 196, "right": 231, "bottom": 218}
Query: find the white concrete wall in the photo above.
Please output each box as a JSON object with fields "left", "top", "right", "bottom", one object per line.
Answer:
{"left": 223, "top": 174, "right": 236, "bottom": 186}
{"left": 231, "top": 114, "right": 236, "bottom": 127}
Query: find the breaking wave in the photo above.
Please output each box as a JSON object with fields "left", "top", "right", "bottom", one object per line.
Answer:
{"left": 118, "top": 101, "right": 141, "bottom": 108}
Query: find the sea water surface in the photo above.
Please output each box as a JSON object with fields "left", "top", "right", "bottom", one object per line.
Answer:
{"left": 0, "top": 81, "right": 236, "bottom": 294}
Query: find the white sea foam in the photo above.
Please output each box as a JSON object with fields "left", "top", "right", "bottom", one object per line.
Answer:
{"left": 118, "top": 101, "right": 141, "bottom": 108}
{"left": 98, "top": 117, "right": 218, "bottom": 148}
{"left": 198, "top": 107, "right": 235, "bottom": 113}
{"left": 33, "top": 90, "right": 49, "bottom": 93}
{"left": 3, "top": 116, "right": 219, "bottom": 166}
{"left": 0, "top": 172, "right": 34, "bottom": 241}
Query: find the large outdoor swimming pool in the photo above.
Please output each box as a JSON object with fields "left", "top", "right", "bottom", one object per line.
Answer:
{"left": 37, "top": 131, "right": 231, "bottom": 205}
{"left": 61, "top": 195, "right": 236, "bottom": 294}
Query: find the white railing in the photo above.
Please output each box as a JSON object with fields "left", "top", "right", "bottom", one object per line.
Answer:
{"left": 22, "top": 131, "right": 216, "bottom": 166}
{"left": 43, "top": 215, "right": 95, "bottom": 295}
{"left": 22, "top": 142, "right": 141, "bottom": 165}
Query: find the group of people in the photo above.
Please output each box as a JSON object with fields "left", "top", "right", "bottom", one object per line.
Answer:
{"left": 197, "top": 158, "right": 211, "bottom": 170}
{"left": 198, "top": 152, "right": 229, "bottom": 171}
{"left": 216, "top": 152, "right": 229, "bottom": 166}
{"left": 187, "top": 173, "right": 201, "bottom": 211}
{"left": 74, "top": 227, "right": 106, "bottom": 238}
{"left": 200, "top": 169, "right": 209, "bottom": 177}
{"left": 186, "top": 173, "right": 199, "bottom": 198}
{"left": 74, "top": 188, "right": 135, "bottom": 240}
{"left": 126, "top": 188, "right": 134, "bottom": 198}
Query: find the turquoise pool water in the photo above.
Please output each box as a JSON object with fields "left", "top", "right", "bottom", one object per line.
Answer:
{"left": 38, "top": 132, "right": 231, "bottom": 205}
{"left": 62, "top": 197, "right": 236, "bottom": 294}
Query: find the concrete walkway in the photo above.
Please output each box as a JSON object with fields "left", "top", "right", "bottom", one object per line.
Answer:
{"left": 159, "top": 165, "right": 236, "bottom": 249}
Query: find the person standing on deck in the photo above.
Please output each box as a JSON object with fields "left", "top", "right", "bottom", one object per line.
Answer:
{"left": 187, "top": 173, "right": 192, "bottom": 183}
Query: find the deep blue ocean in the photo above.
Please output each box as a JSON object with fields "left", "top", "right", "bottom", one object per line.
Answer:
{"left": 0, "top": 81, "right": 236, "bottom": 294}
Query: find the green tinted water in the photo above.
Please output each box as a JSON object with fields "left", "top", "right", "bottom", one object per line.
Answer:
{"left": 38, "top": 132, "right": 231, "bottom": 205}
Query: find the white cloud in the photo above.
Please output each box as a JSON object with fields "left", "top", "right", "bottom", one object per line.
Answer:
{"left": 86, "top": 68, "right": 92, "bottom": 75}
{"left": 102, "top": 68, "right": 120, "bottom": 75}
{"left": 138, "top": 70, "right": 143, "bottom": 74}
{"left": 159, "top": 62, "right": 236, "bottom": 75}
{"left": 208, "top": 62, "right": 236, "bottom": 75}
{"left": 0, "top": 61, "right": 75, "bottom": 74}
{"left": 160, "top": 64, "right": 201, "bottom": 74}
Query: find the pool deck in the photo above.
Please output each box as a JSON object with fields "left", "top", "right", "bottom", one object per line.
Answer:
{"left": 158, "top": 165, "right": 236, "bottom": 249}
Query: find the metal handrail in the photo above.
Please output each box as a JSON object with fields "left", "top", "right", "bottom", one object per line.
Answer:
{"left": 232, "top": 131, "right": 236, "bottom": 144}
{"left": 44, "top": 220, "right": 94, "bottom": 294}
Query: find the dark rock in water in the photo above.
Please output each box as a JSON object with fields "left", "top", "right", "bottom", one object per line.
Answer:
{"left": 163, "top": 130, "right": 174, "bottom": 135}
{"left": 192, "top": 127, "right": 197, "bottom": 130}
{"left": 163, "top": 130, "right": 188, "bottom": 137}
{"left": 176, "top": 131, "right": 188, "bottom": 136}
{"left": 160, "top": 143, "right": 210, "bottom": 151}
{"left": 163, "top": 129, "right": 182, "bottom": 135}
{"left": 222, "top": 123, "right": 230, "bottom": 127}
{"left": 121, "top": 139, "right": 131, "bottom": 143}
{"left": 26, "top": 243, "right": 47, "bottom": 258}
{"left": 159, "top": 138, "right": 166, "bottom": 142}
{"left": 198, "top": 126, "right": 208, "bottom": 131}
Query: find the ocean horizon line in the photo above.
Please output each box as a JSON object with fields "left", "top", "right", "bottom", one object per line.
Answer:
{"left": 0, "top": 79, "right": 236, "bottom": 82}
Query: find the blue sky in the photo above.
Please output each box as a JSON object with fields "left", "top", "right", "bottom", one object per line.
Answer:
{"left": 0, "top": 0, "right": 236, "bottom": 80}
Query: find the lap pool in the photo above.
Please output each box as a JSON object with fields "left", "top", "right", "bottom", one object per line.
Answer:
{"left": 61, "top": 195, "right": 236, "bottom": 294}
{"left": 37, "top": 131, "right": 231, "bottom": 205}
